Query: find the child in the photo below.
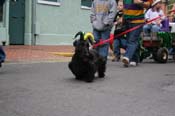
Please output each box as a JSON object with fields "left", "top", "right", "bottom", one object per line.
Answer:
{"left": 112, "top": 0, "right": 126, "bottom": 62}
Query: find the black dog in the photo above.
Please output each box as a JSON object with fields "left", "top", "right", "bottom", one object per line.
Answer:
{"left": 68, "top": 31, "right": 106, "bottom": 82}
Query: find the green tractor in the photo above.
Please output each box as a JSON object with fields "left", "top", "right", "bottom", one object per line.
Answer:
{"left": 140, "top": 32, "right": 175, "bottom": 63}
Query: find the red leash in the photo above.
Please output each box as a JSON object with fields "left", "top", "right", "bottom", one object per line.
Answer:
{"left": 92, "top": 16, "right": 161, "bottom": 48}
{"left": 169, "top": 9, "right": 175, "bottom": 13}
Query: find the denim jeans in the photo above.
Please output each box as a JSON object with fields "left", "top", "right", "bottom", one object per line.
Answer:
{"left": 93, "top": 29, "right": 111, "bottom": 60}
{"left": 143, "top": 24, "right": 160, "bottom": 35}
{"left": 113, "top": 37, "right": 126, "bottom": 56}
{"left": 124, "top": 23, "right": 143, "bottom": 63}
{"left": 0, "top": 46, "right": 6, "bottom": 63}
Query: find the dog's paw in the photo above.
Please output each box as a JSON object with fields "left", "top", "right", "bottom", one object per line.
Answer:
{"left": 84, "top": 76, "right": 94, "bottom": 83}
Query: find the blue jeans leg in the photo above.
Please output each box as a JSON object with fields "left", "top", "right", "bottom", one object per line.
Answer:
{"left": 0, "top": 46, "right": 6, "bottom": 62}
{"left": 143, "top": 24, "right": 151, "bottom": 35}
{"left": 113, "top": 38, "right": 120, "bottom": 56}
{"left": 120, "top": 38, "right": 127, "bottom": 49}
{"left": 151, "top": 25, "right": 160, "bottom": 32}
{"left": 93, "top": 29, "right": 111, "bottom": 59}
{"left": 113, "top": 37, "right": 126, "bottom": 56}
{"left": 124, "top": 23, "right": 142, "bottom": 62}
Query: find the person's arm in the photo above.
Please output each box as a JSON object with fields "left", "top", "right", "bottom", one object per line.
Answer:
{"left": 134, "top": 0, "right": 151, "bottom": 8}
{"left": 103, "top": 0, "right": 117, "bottom": 25}
{"left": 170, "top": 4, "right": 175, "bottom": 17}
{"left": 160, "top": 10, "right": 165, "bottom": 20}
{"left": 145, "top": 9, "right": 150, "bottom": 21}
{"left": 172, "top": 3, "right": 175, "bottom": 11}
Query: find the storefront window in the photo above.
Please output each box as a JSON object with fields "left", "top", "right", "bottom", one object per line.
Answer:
{"left": 0, "top": 0, "right": 5, "bottom": 22}
{"left": 81, "top": 0, "right": 92, "bottom": 9}
{"left": 38, "top": 0, "right": 61, "bottom": 6}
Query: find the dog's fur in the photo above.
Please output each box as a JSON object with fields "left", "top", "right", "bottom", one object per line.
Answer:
{"left": 68, "top": 32, "right": 106, "bottom": 82}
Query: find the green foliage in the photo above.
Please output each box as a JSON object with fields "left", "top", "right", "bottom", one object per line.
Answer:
{"left": 168, "top": 1, "right": 175, "bottom": 11}
{"left": 169, "top": 0, "right": 175, "bottom": 5}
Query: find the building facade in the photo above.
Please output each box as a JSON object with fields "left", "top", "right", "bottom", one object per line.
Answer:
{"left": 0, "top": 0, "right": 93, "bottom": 45}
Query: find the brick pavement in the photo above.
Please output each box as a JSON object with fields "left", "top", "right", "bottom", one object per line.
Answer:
{"left": 3, "top": 45, "right": 74, "bottom": 63}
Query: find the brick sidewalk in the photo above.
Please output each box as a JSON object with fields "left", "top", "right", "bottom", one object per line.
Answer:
{"left": 3, "top": 45, "right": 74, "bottom": 63}
{"left": 2, "top": 45, "right": 124, "bottom": 63}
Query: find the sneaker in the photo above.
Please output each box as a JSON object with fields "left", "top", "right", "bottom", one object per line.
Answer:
{"left": 122, "top": 57, "right": 129, "bottom": 67}
{"left": 0, "top": 62, "right": 2, "bottom": 68}
{"left": 129, "top": 61, "right": 137, "bottom": 67}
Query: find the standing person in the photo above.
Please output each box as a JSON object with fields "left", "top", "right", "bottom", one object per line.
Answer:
{"left": 122, "top": 0, "right": 152, "bottom": 67}
{"left": 0, "top": 0, "right": 6, "bottom": 68}
{"left": 90, "top": 0, "right": 117, "bottom": 76}
{"left": 112, "top": 0, "right": 127, "bottom": 62}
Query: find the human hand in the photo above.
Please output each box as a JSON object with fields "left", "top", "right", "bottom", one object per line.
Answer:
{"left": 118, "top": 17, "right": 123, "bottom": 23}
{"left": 134, "top": 0, "right": 143, "bottom": 4}
{"left": 134, "top": 0, "right": 150, "bottom": 8}
{"left": 156, "top": 19, "right": 161, "bottom": 26}
{"left": 114, "top": 21, "right": 118, "bottom": 25}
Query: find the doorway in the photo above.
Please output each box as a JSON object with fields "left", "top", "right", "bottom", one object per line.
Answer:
{"left": 9, "top": 0, "right": 25, "bottom": 45}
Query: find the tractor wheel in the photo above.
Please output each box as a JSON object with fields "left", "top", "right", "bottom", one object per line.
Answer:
{"left": 152, "top": 52, "right": 158, "bottom": 62}
{"left": 156, "top": 48, "right": 168, "bottom": 63}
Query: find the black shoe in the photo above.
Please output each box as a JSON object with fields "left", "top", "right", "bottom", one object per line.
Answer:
{"left": 98, "top": 73, "right": 105, "bottom": 78}
{"left": 0, "top": 63, "right": 2, "bottom": 68}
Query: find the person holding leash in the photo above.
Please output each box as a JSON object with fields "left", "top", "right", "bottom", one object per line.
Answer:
{"left": 90, "top": 0, "right": 117, "bottom": 74}
{"left": 122, "top": 0, "right": 153, "bottom": 67}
